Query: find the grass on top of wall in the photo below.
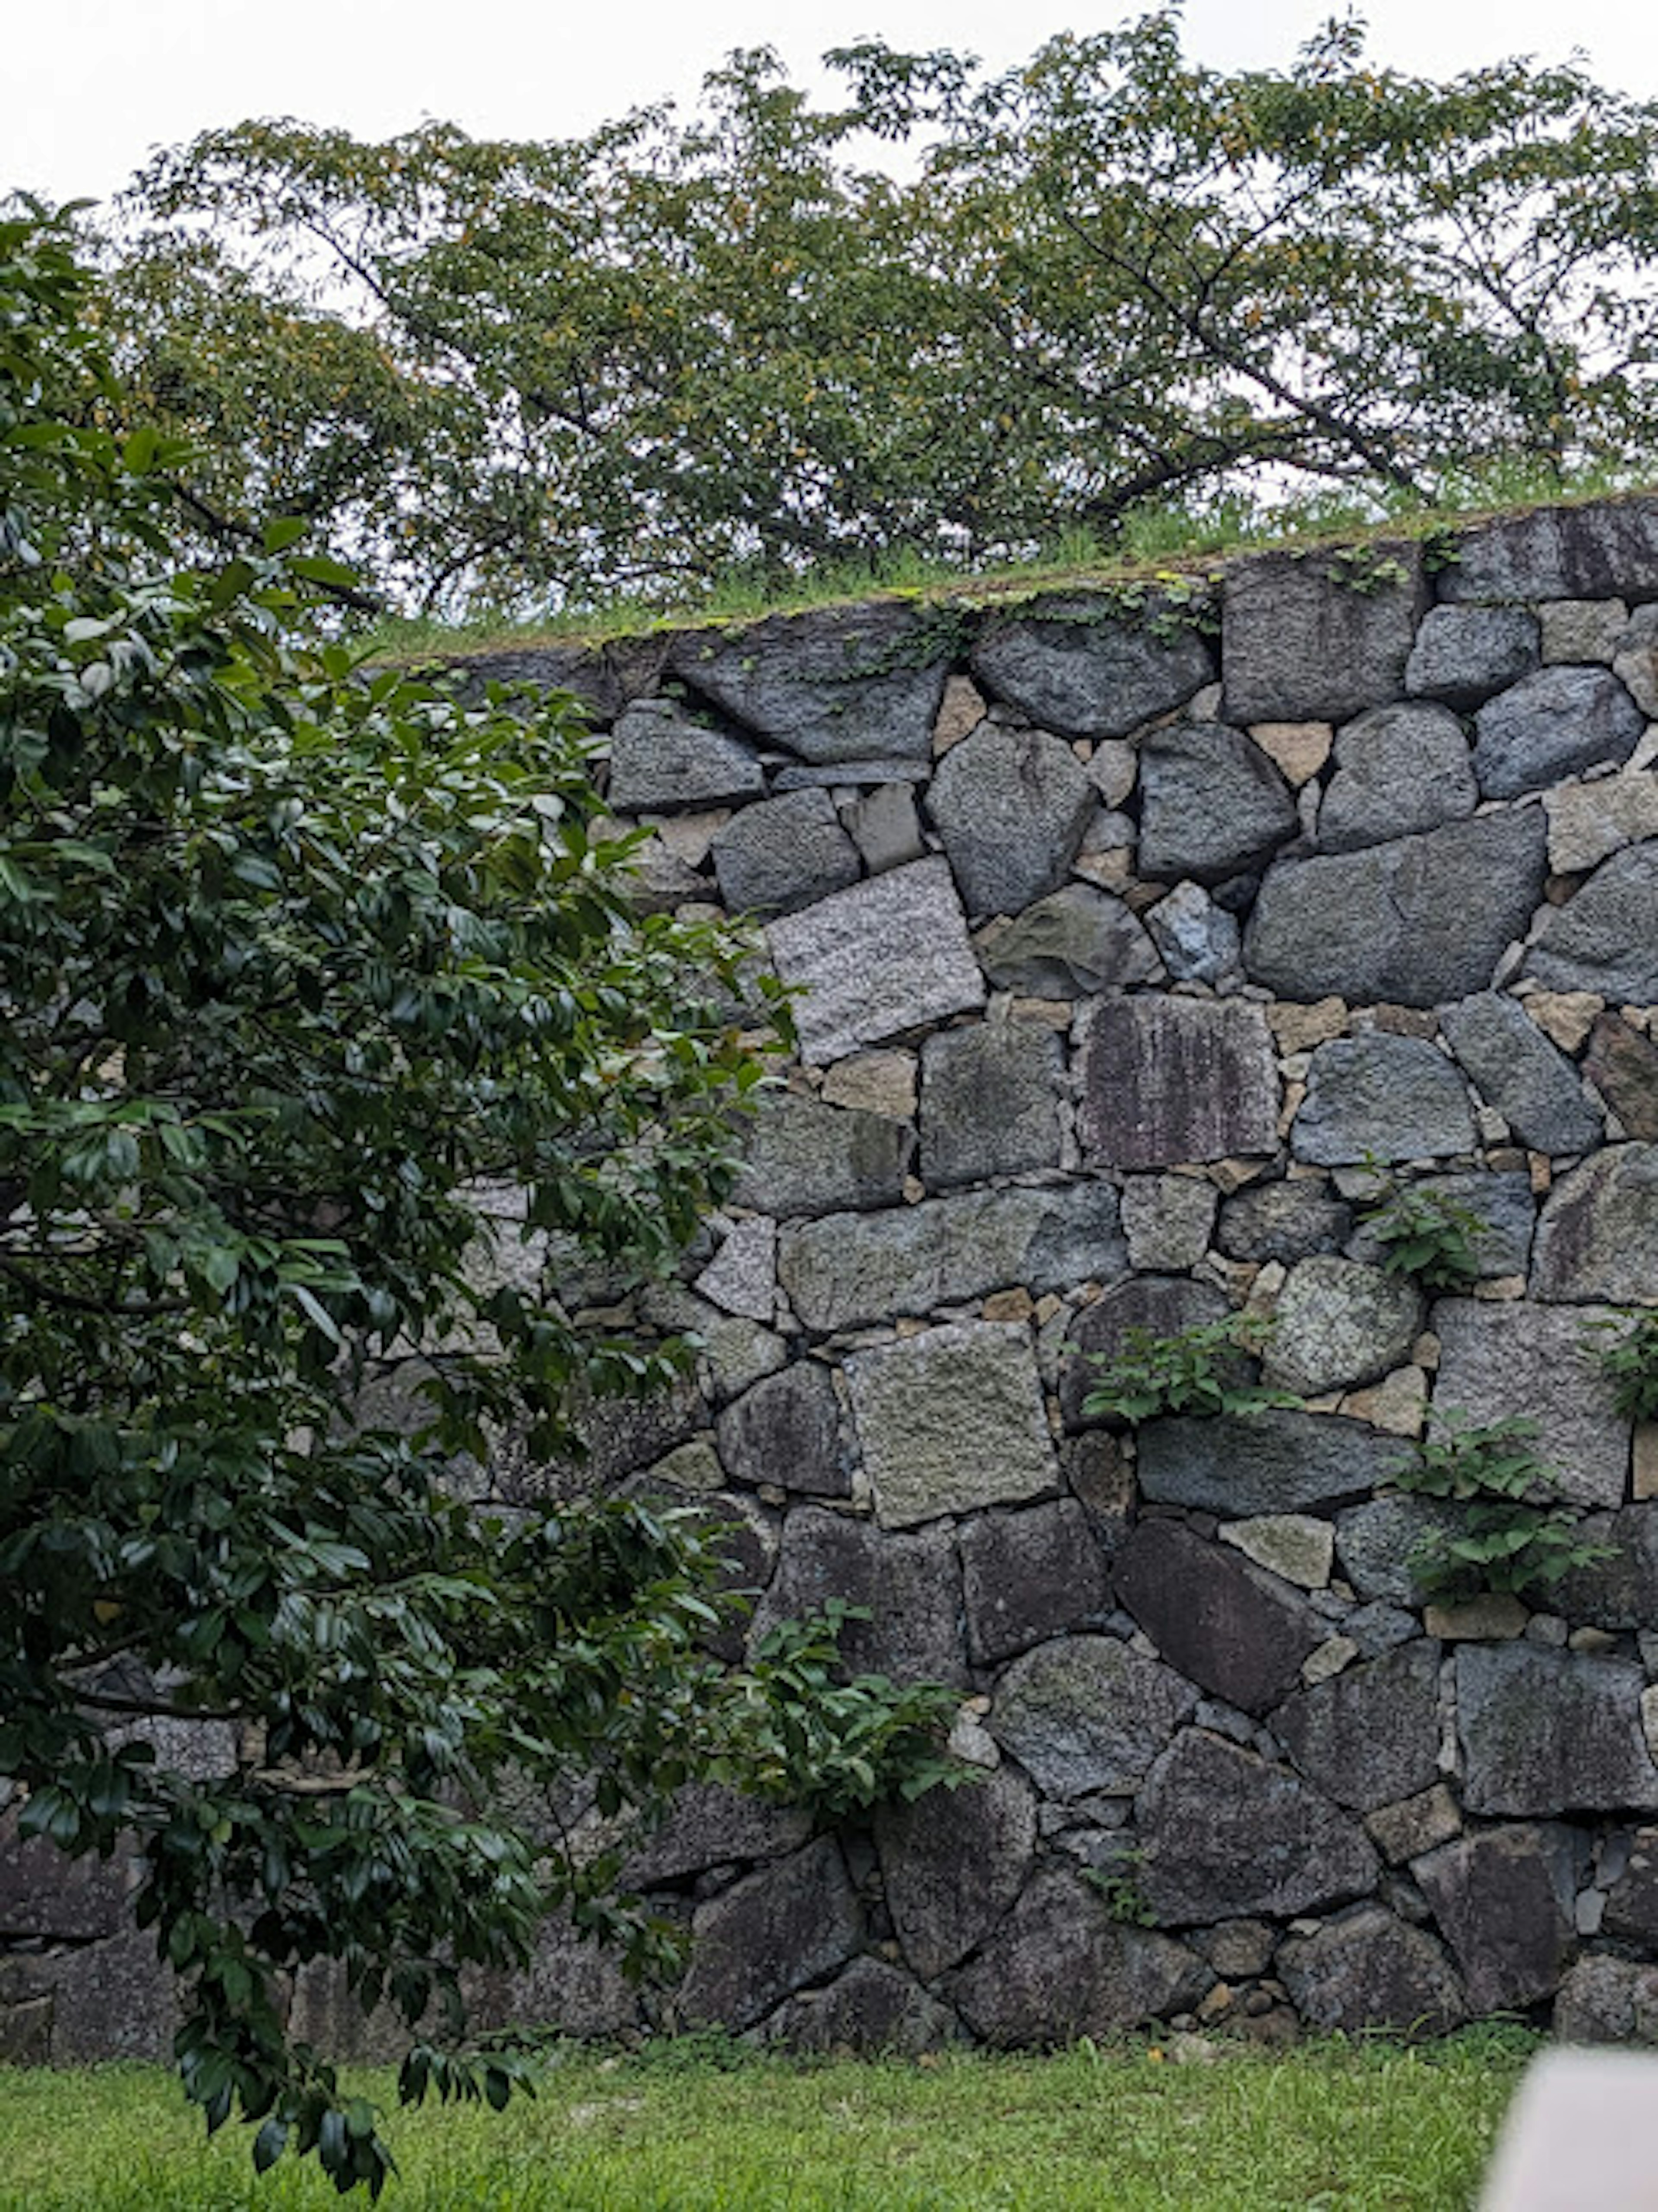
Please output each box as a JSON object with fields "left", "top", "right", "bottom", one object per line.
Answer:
{"left": 361, "top": 459, "right": 1658, "bottom": 669}
{"left": 0, "top": 2025, "right": 1537, "bottom": 2211}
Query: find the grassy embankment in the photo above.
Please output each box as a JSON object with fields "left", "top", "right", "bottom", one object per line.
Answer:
{"left": 0, "top": 2028, "right": 1535, "bottom": 2210}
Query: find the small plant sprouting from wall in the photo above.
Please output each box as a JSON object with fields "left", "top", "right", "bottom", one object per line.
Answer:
{"left": 1389, "top": 1413, "right": 1617, "bottom": 1604}
{"left": 1082, "top": 1314, "right": 1301, "bottom": 1424}
{"left": 1358, "top": 1177, "right": 1487, "bottom": 1294}
{"left": 1588, "top": 1310, "right": 1658, "bottom": 1425}
{"left": 1084, "top": 1845, "right": 1157, "bottom": 1927}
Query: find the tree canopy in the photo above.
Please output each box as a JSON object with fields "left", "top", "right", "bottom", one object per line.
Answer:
{"left": 99, "top": 11, "right": 1658, "bottom": 615}
{"left": 0, "top": 214, "right": 960, "bottom": 2193}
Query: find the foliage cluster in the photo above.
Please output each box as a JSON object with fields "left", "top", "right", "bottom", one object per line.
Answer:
{"left": 1590, "top": 1310, "right": 1658, "bottom": 1424}
{"left": 0, "top": 214, "right": 961, "bottom": 2195}
{"left": 1358, "top": 1180, "right": 1487, "bottom": 1294}
{"left": 1082, "top": 1314, "right": 1298, "bottom": 1425}
{"left": 1389, "top": 1415, "right": 1615, "bottom": 1603}
{"left": 91, "top": 13, "right": 1658, "bottom": 613}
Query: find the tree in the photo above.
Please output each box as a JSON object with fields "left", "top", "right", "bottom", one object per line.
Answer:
{"left": 0, "top": 213, "right": 960, "bottom": 2193}
{"left": 100, "top": 14, "right": 1658, "bottom": 616}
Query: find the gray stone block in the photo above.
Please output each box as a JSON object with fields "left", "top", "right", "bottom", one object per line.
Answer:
{"left": 1137, "top": 722, "right": 1298, "bottom": 885}
{"left": 1414, "top": 1825, "right": 1580, "bottom": 2014}
{"left": 1430, "top": 1298, "right": 1630, "bottom": 1509}
{"left": 974, "top": 884, "right": 1161, "bottom": 996}
{"left": 918, "top": 1020, "right": 1064, "bottom": 1189}
{"left": 1440, "top": 992, "right": 1603, "bottom": 1155}
{"left": 1138, "top": 1729, "right": 1380, "bottom": 1922}
{"left": 876, "top": 1766, "right": 1037, "bottom": 1980}
{"left": 1526, "top": 842, "right": 1658, "bottom": 1006}
{"left": 709, "top": 788, "right": 861, "bottom": 916}
{"left": 620, "top": 1784, "right": 812, "bottom": 1889}
{"left": 1345, "top": 1171, "right": 1535, "bottom": 1281}
{"left": 927, "top": 724, "right": 1096, "bottom": 916}
{"left": 1263, "top": 1256, "right": 1424, "bottom": 1397}
{"left": 951, "top": 1869, "right": 1212, "bottom": 2043}
{"left": 715, "top": 1361, "right": 850, "bottom": 1499}
{"left": 1218, "top": 1179, "right": 1354, "bottom": 1265}
{"left": 846, "top": 782, "right": 925, "bottom": 874}
{"left": 1532, "top": 1144, "right": 1658, "bottom": 1304}
{"left": 766, "top": 859, "right": 985, "bottom": 1064}
{"left": 1437, "top": 497, "right": 1658, "bottom": 604}
{"left": 1472, "top": 666, "right": 1645, "bottom": 800}
{"left": 1456, "top": 1644, "right": 1658, "bottom": 1815}
{"left": 990, "top": 1635, "right": 1197, "bottom": 1798}
{"left": 607, "top": 698, "right": 766, "bottom": 812}
{"left": 1317, "top": 703, "right": 1477, "bottom": 853}
{"left": 779, "top": 1181, "right": 1127, "bottom": 1334}
{"left": 1334, "top": 1494, "right": 1456, "bottom": 1606}
{"left": 960, "top": 1499, "right": 1112, "bottom": 1664}
{"left": 1139, "top": 1410, "right": 1400, "bottom": 1516}
{"left": 764, "top": 1957, "right": 962, "bottom": 2056}
{"left": 1272, "top": 1643, "right": 1443, "bottom": 1813}
{"left": 1245, "top": 809, "right": 1549, "bottom": 1009}
{"left": 1222, "top": 544, "right": 1425, "bottom": 725}
{"left": 846, "top": 1320, "right": 1060, "bottom": 1528}
{"left": 1404, "top": 605, "right": 1541, "bottom": 709}
{"left": 1115, "top": 1520, "right": 1322, "bottom": 1715}
{"left": 1058, "top": 1275, "right": 1231, "bottom": 1431}
{"left": 1292, "top": 1035, "right": 1476, "bottom": 1165}
{"left": 669, "top": 602, "right": 949, "bottom": 764}
{"left": 970, "top": 595, "right": 1216, "bottom": 739}
{"left": 731, "top": 1091, "right": 913, "bottom": 1218}
{"left": 680, "top": 1837, "right": 862, "bottom": 2030}
{"left": 751, "top": 1508, "right": 966, "bottom": 1685}
{"left": 1143, "top": 882, "right": 1240, "bottom": 985}
{"left": 1121, "top": 1175, "right": 1220, "bottom": 1272}
{"left": 1278, "top": 1908, "right": 1465, "bottom": 2036}
{"left": 1077, "top": 997, "right": 1279, "bottom": 1169}
{"left": 1585, "top": 1014, "right": 1658, "bottom": 1141}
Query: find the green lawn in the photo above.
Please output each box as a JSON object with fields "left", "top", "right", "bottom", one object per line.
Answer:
{"left": 0, "top": 2030, "right": 1535, "bottom": 2210}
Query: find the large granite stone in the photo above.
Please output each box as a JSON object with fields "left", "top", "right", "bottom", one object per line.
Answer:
{"left": 1554, "top": 1955, "right": 1658, "bottom": 2043}
{"left": 1318, "top": 704, "right": 1478, "bottom": 854}
{"left": 1272, "top": 1643, "right": 1443, "bottom": 1813}
{"left": 1415, "top": 1825, "right": 1579, "bottom": 2015}
{"left": 1244, "top": 809, "right": 1549, "bottom": 1009}
{"left": 1430, "top": 1298, "right": 1630, "bottom": 1509}
{"left": 1278, "top": 1908, "right": 1465, "bottom": 2036}
{"left": 780, "top": 1181, "right": 1127, "bottom": 1333}
{"left": 927, "top": 724, "right": 1096, "bottom": 916}
{"left": 452, "top": 633, "right": 669, "bottom": 725}
{"left": 1437, "top": 497, "right": 1658, "bottom": 604}
{"left": 715, "top": 1361, "right": 849, "bottom": 1499}
{"left": 0, "top": 1823, "right": 133, "bottom": 1940}
{"left": 1222, "top": 545, "right": 1424, "bottom": 725}
{"left": 1544, "top": 768, "right": 1658, "bottom": 874}
{"left": 764, "top": 1958, "right": 962, "bottom": 2057}
{"left": 973, "top": 884, "right": 1161, "bottom": 996}
{"left": 1138, "top": 1730, "right": 1381, "bottom": 1922}
{"left": 876, "top": 1766, "right": 1038, "bottom": 1980}
{"left": 990, "top": 1635, "right": 1198, "bottom": 1798}
{"left": 1115, "top": 1519, "right": 1321, "bottom": 1714}
{"left": 766, "top": 859, "right": 985, "bottom": 1064}
{"left": 1077, "top": 997, "right": 1279, "bottom": 1168}
{"left": 606, "top": 697, "right": 766, "bottom": 812}
{"left": 1334, "top": 1494, "right": 1458, "bottom": 1606}
{"left": 1218, "top": 1180, "right": 1354, "bottom": 1265}
{"left": 1584, "top": 1014, "right": 1658, "bottom": 1141}
{"left": 1440, "top": 993, "right": 1603, "bottom": 1155}
{"left": 731, "top": 1091, "right": 913, "bottom": 1218}
{"left": 846, "top": 1321, "right": 1059, "bottom": 1529}
{"left": 1532, "top": 1145, "right": 1658, "bottom": 1304}
{"left": 1136, "top": 722, "right": 1298, "bottom": 884}
{"left": 709, "top": 788, "right": 861, "bottom": 916}
{"left": 951, "top": 1869, "right": 1212, "bottom": 2044}
{"left": 669, "top": 601, "right": 950, "bottom": 765}
{"left": 620, "top": 1784, "right": 813, "bottom": 1889}
{"left": 1525, "top": 842, "right": 1658, "bottom": 1006}
{"left": 1264, "top": 1256, "right": 1424, "bottom": 1396}
{"left": 1120, "top": 1175, "right": 1221, "bottom": 1273}
{"left": 1404, "top": 605, "right": 1540, "bottom": 709}
{"left": 919, "top": 1021, "right": 1064, "bottom": 1188}
{"left": 959, "top": 1499, "right": 1112, "bottom": 1664}
{"left": 679, "top": 1837, "right": 863, "bottom": 2030}
{"left": 970, "top": 595, "right": 1216, "bottom": 740}
{"left": 1139, "top": 1410, "right": 1399, "bottom": 1516}
{"left": 1456, "top": 1644, "right": 1658, "bottom": 1815}
{"left": 1058, "top": 1275, "right": 1230, "bottom": 1431}
{"left": 1552, "top": 1505, "right": 1658, "bottom": 1630}
{"left": 1291, "top": 1035, "right": 1476, "bottom": 1165}
{"left": 1602, "top": 1827, "right": 1658, "bottom": 1948}
{"left": 750, "top": 1508, "right": 966, "bottom": 1685}
{"left": 1471, "top": 666, "right": 1645, "bottom": 800}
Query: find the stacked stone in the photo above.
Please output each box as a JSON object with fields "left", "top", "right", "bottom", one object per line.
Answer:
{"left": 11, "top": 497, "right": 1658, "bottom": 2062}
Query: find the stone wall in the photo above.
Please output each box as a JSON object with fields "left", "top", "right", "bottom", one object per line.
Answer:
{"left": 11, "top": 495, "right": 1658, "bottom": 2058}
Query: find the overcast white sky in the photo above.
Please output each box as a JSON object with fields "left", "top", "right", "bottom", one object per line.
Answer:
{"left": 10, "top": 0, "right": 1658, "bottom": 209}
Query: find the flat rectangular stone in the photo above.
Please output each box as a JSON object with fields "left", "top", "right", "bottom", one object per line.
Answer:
{"left": 847, "top": 1321, "right": 1060, "bottom": 1528}
{"left": 766, "top": 858, "right": 985, "bottom": 1063}
{"left": 1077, "top": 997, "right": 1279, "bottom": 1168}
